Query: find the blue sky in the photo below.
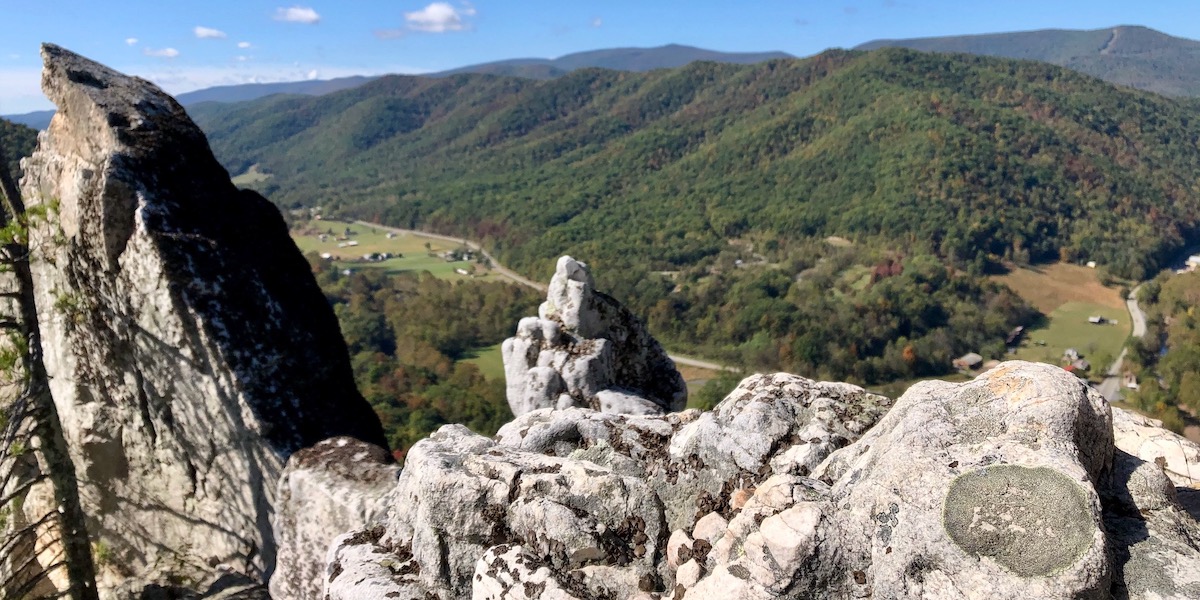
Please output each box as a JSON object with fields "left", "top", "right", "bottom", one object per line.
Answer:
{"left": 2, "top": 1, "right": 1199, "bottom": 113}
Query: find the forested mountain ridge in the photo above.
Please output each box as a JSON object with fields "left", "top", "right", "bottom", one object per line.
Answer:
{"left": 857, "top": 25, "right": 1200, "bottom": 97}
{"left": 192, "top": 47, "right": 1200, "bottom": 282}
{"left": 429, "top": 43, "right": 794, "bottom": 79}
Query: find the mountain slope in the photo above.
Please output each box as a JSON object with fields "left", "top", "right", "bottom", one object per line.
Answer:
{"left": 174, "top": 75, "right": 380, "bottom": 104}
{"left": 191, "top": 48, "right": 1200, "bottom": 282}
{"left": 432, "top": 44, "right": 794, "bottom": 79}
{"left": 857, "top": 25, "right": 1200, "bottom": 97}
{"left": 0, "top": 117, "right": 37, "bottom": 179}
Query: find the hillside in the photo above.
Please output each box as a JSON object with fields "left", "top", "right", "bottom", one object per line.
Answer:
{"left": 192, "top": 48, "right": 1200, "bottom": 282}
{"left": 0, "top": 117, "right": 37, "bottom": 179}
{"left": 857, "top": 25, "right": 1200, "bottom": 97}
{"left": 431, "top": 44, "right": 794, "bottom": 79}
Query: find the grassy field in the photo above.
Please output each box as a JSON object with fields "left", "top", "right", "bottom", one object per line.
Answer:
{"left": 993, "top": 263, "right": 1130, "bottom": 376}
{"left": 291, "top": 220, "right": 491, "bottom": 280}
{"left": 231, "top": 164, "right": 272, "bottom": 186}
{"left": 1011, "top": 301, "right": 1129, "bottom": 368}
{"left": 462, "top": 343, "right": 506, "bottom": 381}
{"left": 992, "top": 263, "right": 1126, "bottom": 313}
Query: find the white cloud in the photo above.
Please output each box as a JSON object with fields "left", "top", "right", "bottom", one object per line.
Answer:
{"left": 236, "top": 55, "right": 249, "bottom": 62}
{"left": 404, "top": 2, "right": 474, "bottom": 33}
{"left": 195, "top": 26, "right": 228, "bottom": 39}
{"left": 143, "top": 47, "right": 180, "bottom": 59}
{"left": 591, "top": 17, "right": 603, "bottom": 28}
{"left": 274, "top": 6, "right": 321, "bottom": 24}
{"left": 125, "top": 37, "right": 139, "bottom": 46}
{"left": 306, "top": 69, "right": 319, "bottom": 80}
{"left": 238, "top": 41, "right": 252, "bottom": 49}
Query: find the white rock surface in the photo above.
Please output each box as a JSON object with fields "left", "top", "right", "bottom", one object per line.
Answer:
{"left": 325, "top": 373, "right": 890, "bottom": 598}
{"left": 1112, "top": 406, "right": 1200, "bottom": 485}
{"left": 271, "top": 437, "right": 399, "bottom": 600}
{"left": 319, "top": 362, "right": 1200, "bottom": 599}
{"left": 17, "top": 44, "right": 386, "bottom": 596}
{"left": 326, "top": 424, "right": 668, "bottom": 599}
{"left": 501, "top": 256, "right": 686, "bottom": 416}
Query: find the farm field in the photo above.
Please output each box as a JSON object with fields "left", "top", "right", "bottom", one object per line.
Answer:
{"left": 992, "top": 263, "right": 1126, "bottom": 313}
{"left": 996, "top": 263, "right": 1131, "bottom": 376}
{"left": 231, "top": 164, "right": 272, "bottom": 186}
{"left": 462, "top": 343, "right": 506, "bottom": 381}
{"left": 290, "top": 219, "right": 488, "bottom": 280}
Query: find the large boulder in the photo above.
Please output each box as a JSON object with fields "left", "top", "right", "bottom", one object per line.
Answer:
{"left": 501, "top": 256, "right": 686, "bottom": 416}
{"left": 324, "top": 373, "right": 890, "bottom": 598}
{"left": 270, "top": 438, "right": 399, "bottom": 600}
{"left": 18, "top": 44, "right": 387, "bottom": 594}
{"left": 323, "top": 362, "right": 1200, "bottom": 599}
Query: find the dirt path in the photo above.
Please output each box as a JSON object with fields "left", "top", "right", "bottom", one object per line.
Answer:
{"left": 352, "top": 220, "right": 737, "bottom": 372}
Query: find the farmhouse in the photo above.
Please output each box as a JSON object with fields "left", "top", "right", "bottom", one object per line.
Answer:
{"left": 952, "top": 352, "right": 983, "bottom": 371}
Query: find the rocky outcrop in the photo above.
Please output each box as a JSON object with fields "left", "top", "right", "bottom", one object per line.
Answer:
{"left": 324, "top": 372, "right": 890, "bottom": 598}
{"left": 321, "top": 362, "right": 1200, "bottom": 599}
{"left": 271, "top": 438, "right": 399, "bottom": 600}
{"left": 17, "top": 44, "right": 387, "bottom": 594}
{"left": 1112, "top": 406, "right": 1200, "bottom": 486}
{"left": 501, "top": 256, "right": 686, "bottom": 416}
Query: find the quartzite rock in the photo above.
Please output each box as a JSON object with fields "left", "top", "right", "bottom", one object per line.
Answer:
{"left": 18, "top": 44, "right": 387, "bottom": 594}
{"left": 270, "top": 438, "right": 400, "bottom": 600}
{"left": 501, "top": 256, "right": 686, "bottom": 416}
{"left": 322, "top": 362, "right": 1200, "bottom": 598}
{"left": 325, "top": 374, "right": 890, "bottom": 598}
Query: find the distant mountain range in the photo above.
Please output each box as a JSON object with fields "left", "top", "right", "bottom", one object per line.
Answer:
{"left": 857, "top": 25, "right": 1200, "bottom": 97}
{"left": 428, "top": 44, "right": 794, "bottom": 79}
{"left": 9, "top": 26, "right": 1200, "bottom": 131}
{"left": 2, "top": 45, "right": 793, "bottom": 130}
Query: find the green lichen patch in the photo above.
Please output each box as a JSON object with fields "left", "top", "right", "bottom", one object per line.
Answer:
{"left": 943, "top": 465, "right": 1094, "bottom": 576}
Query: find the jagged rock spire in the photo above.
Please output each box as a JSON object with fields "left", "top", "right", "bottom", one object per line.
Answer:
{"left": 502, "top": 256, "right": 687, "bottom": 416}
{"left": 19, "top": 44, "right": 387, "bottom": 594}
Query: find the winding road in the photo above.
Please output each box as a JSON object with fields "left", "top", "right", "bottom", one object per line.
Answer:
{"left": 352, "top": 220, "right": 737, "bottom": 372}
{"left": 1098, "top": 284, "right": 1145, "bottom": 402}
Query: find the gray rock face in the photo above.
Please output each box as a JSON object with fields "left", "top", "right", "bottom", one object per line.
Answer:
{"left": 271, "top": 438, "right": 399, "bottom": 600}
{"left": 324, "top": 373, "right": 890, "bottom": 599}
{"left": 322, "top": 362, "right": 1200, "bottom": 599}
{"left": 501, "top": 256, "right": 686, "bottom": 416}
{"left": 18, "top": 44, "right": 387, "bottom": 594}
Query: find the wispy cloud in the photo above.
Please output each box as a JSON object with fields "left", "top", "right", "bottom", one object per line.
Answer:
{"left": 274, "top": 6, "right": 321, "bottom": 24}
{"left": 125, "top": 37, "right": 139, "bottom": 46}
{"left": 374, "top": 29, "right": 406, "bottom": 40}
{"left": 591, "top": 17, "right": 603, "bottom": 28}
{"left": 194, "top": 26, "right": 228, "bottom": 39}
{"left": 143, "top": 47, "right": 180, "bottom": 59}
{"left": 404, "top": 2, "right": 476, "bottom": 33}
{"left": 0, "top": 66, "right": 49, "bottom": 113}
{"left": 238, "top": 41, "right": 253, "bottom": 49}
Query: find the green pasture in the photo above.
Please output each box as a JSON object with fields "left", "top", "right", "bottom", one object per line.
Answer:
{"left": 291, "top": 220, "right": 486, "bottom": 280}
{"left": 462, "top": 343, "right": 506, "bottom": 381}
{"left": 1011, "top": 301, "right": 1130, "bottom": 373}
